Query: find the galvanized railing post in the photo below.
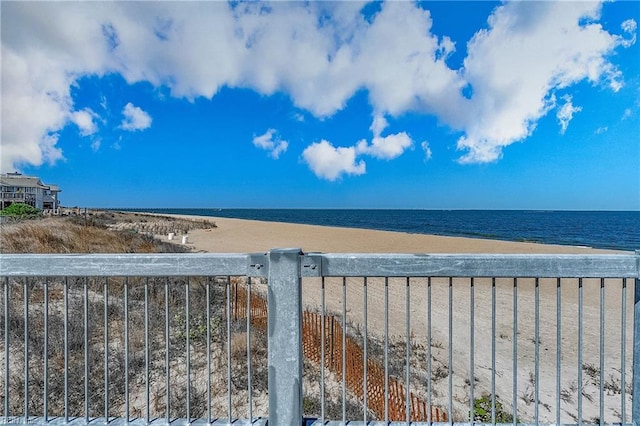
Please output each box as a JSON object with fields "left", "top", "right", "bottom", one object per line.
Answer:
{"left": 633, "top": 251, "right": 640, "bottom": 426}
{"left": 267, "top": 248, "right": 303, "bottom": 426}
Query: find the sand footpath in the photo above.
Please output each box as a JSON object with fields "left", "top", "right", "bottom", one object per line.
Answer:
{"left": 145, "top": 213, "right": 632, "bottom": 423}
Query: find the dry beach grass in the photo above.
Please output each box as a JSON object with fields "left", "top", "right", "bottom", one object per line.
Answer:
{"left": 0, "top": 211, "right": 215, "bottom": 254}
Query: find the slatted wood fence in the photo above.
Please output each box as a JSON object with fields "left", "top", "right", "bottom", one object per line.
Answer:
{"left": 231, "top": 282, "right": 447, "bottom": 422}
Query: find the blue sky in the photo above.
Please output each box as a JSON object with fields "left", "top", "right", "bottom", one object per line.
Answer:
{"left": 2, "top": 1, "right": 639, "bottom": 210}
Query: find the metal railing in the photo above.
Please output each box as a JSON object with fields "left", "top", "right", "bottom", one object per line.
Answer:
{"left": 0, "top": 250, "right": 638, "bottom": 426}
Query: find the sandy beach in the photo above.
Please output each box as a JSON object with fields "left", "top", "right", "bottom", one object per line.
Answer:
{"left": 161, "top": 214, "right": 623, "bottom": 255}
{"left": 145, "top": 213, "right": 632, "bottom": 423}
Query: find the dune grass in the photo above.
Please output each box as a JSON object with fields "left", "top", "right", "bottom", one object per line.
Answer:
{"left": 0, "top": 214, "right": 191, "bottom": 254}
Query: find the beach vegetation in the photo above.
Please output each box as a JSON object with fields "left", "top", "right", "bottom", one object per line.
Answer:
{"left": 0, "top": 213, "right": 197, "bottom": 253}
{"left": 0, "top": 202, "right": 41, "bottom": 219}
{"left": 520, "top": 385, "right": 535, "bottom": 405}
{"left": 172, "top": 310, "right": 223, "bottom": 345}
{"left": 582, "top": 362, "right": 600, "bottom": 386}
{"left": 582, "top": 388, "right": 595, "bottom": 403}
{"left": 604, "top": 374, "right": 622, "bottom": 395}
{"left": 471, "top": 394, "right": 514, "bottom": 423}
{"left": 560, "top": 387, "right": 574, "bottom": 404}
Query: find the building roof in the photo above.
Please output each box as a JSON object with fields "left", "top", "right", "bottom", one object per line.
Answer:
{"left": 0, "top": 173, "right": 58, "bottom": 191}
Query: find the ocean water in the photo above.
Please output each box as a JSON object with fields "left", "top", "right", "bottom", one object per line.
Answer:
{"left": 122, "top": 209, "right": 640, "bottom": 252}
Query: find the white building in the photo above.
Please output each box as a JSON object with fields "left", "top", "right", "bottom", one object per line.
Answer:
{"left": 0, "top": 172, "right": 61, "bottom": 211}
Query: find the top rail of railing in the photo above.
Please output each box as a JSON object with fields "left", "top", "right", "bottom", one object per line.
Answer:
{"left": 0, "top": 252, "right": 270, "bottom": 277}
{"left": 0, "top": 251, "right": 638, "bottom": 279}
{"left": 301, "top": 252, "right": 640, "bottom": 278}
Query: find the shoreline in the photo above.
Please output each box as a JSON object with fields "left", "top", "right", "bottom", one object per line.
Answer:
{"left": 122, "top": 211, "right": 624, "bottom": 254}
{"left": 111, "top": 208, "right": 638, "bottom": 252}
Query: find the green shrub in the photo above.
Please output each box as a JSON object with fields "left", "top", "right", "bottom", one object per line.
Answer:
{"left": 471, "top": 394, "right": 514, "bottom": 423}
{"left": 0, "top": 203, "right": 41, "bottom": 218}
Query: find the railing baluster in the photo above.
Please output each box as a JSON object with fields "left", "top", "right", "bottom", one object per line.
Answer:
{"left": 578, "top": 277, "right": 583, "bottom": 426}
{"left": 3, "top": 277, "right": 8, "bottom": 419}
{"left": 165, "top": 277, "right": 171, "bottom": 424}
{"left": 427, "top": 276, "right": 432, "bottom": 425}
{"left": 491, "top": 277, "right": 496, "bottom": 425}
{"left": 64, "top": 277, "right": 69, "bottom": 423}
{"left": 104, "top": 277, "right": 109, "bottom": 423}
{"left": 321, "top": 276, "right": 326, "bottom": 424}
{"left": 600, "top": 278, "right": 605, "bottom": 426}
{"left": 363, "top": 276, "right": 368, "bottom": 424}
{"left": 621, "top": 278, "right": 626, "bottom": 423}
{"left": 470, "top": 277, "right": 475, "bottom": 424}
{"left": 406, "top": 276, "right": 411, "bottom": 424}
{"left": 84, "top": 276, "right": 89, "bottom": 423}
{"left": 632, "top": 274, "right": 640, "bottom": 424}
{"left": 43, "top": 278, "right": 48, "bottom": 422}
{"left": 556, "top": 277, "right": 561, "bottom": 426}
{"left": 247, "top": 277, "right": 252, "bottom": 423}
{"left": 145, "top": 277, "right": 150, "bottom": 424}
{"left": 448, "top": 276, "right": 453, "bottom": 426}
{"left": 23, "top": 277, "right": 28, "bottom": 424}
{"left": 125, "top": 277, "right": 129, "bottom": 423}
{"left": 226, "top": 276, "right": 232, "bottom": 424}
{"left": 535, "top": 277, "right": 539, "bottom": 426}
{"left": 513, "top": 278, "right": 517, "bottom": 426}
{"left": 186, "top": 277, "right": 191, "bottom": 423}
{"left": 206, "top": 277, "right": 211, "bottom": 425}
{"left": 342, "top": 276, "right": 347, "bottom": 424}
{"left": 385, "top": 276, "right": 390, "bottom": 424}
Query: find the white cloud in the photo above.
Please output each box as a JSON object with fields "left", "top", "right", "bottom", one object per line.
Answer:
{"left": 291, "top": 112, "right": 305, "bottom": 122}
{"left": 421, "top": 141, "right": 432, "bottom": 161}
{"left": 456, "top": 1, "right": 632, "bottom": 163}
{"left": 91, "top": 138, "right": 102, "bottom": 152}
{"left": 113, "top": 136, "right": 122, "bottom": 151}
{"left": 370, "top": 114, "right": 389, "bottom": 137}
{"left": 302, "top": 140, "right": 366, "bottom": 181}
{"left": 557, "top": 96, "right": 582, "bottom": 134}
{"left": 0, "top": 1, "right": 114, "bottom": 171}
{"left": 0, "top": 1, "right": 635, "bottom": 172}
{"left": 595, "top": 126, "right": 608, "bottom": 134}
{"left": 356, "top": 133, "right": 413, "bottom": 160}
{"left": 253, "top": 129, "right": 288, "bottom": 159}
{"left": 70, "top": 108, "right": 99, "bottom": 136}
{"left": 1, "top": 48, "right": 67, "bottom": 170}
{"left": 355, "top": 113, "right": 413, "bottom": 160}
{"left": 622, "top": 19, "right": 637, "bottom": 33}
{"left": 620, "top": 19, "right": 637, "bottom": 47}
{"left": 304, "top": 114, "right": 412, "bottom": 178}
{"left": 120, "top": 103, "right": 152, "bottom": 131}
{"left": 353, "top": 2, "right": 466, "bottom": 120}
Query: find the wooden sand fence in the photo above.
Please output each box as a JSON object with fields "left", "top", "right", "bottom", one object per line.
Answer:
{"left": 231, "top": 282, "right": 447, "bottom": 422}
